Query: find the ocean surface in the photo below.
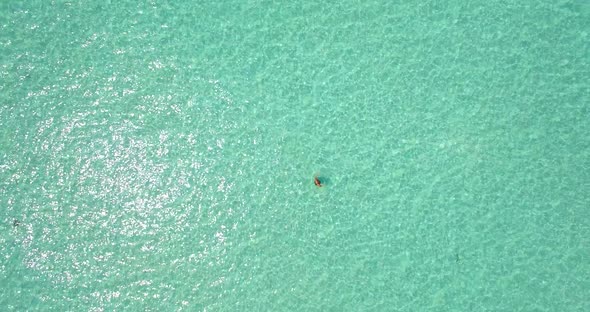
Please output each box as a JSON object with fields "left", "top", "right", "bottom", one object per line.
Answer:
{"left": 1, "top": 1, "right": 589, "bottom": 311}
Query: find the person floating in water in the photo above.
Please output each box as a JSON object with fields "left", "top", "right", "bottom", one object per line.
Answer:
{"left": 313, "top": 175, "right": 323, "bottom": 187}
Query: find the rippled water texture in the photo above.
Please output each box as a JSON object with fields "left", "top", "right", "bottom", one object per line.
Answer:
{"left": 1, "top": 1, "right": 589, "bottom": 311}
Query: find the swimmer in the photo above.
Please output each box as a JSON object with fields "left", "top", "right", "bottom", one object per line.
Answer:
{"left": 313, "top": 176, "right": 323, "bottom": 187}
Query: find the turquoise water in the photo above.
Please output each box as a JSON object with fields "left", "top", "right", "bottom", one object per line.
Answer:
{"left": 1, "top": 0, "right": 589, "bottom": 311}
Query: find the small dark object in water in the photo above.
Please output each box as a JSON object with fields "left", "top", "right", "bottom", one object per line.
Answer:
{"left": 13, "top": 219, "right": 20, "bottom": 227}
{"left": 314, "top": 176, "right": 323, "bottom": 187}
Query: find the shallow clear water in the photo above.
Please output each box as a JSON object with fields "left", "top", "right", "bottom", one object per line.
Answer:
{"left": 1, "top": 1, "right": 589, "bottom": 311}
